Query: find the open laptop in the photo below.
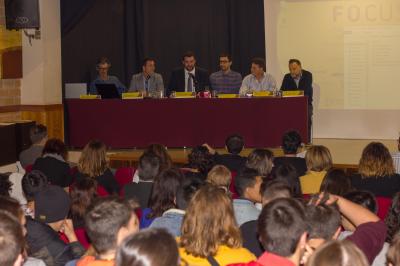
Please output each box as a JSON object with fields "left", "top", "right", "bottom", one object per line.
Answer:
{"left": 65, "top": 83, "right": 87, "bottom": 99}
{"left": 96, "top": 84, "right": 120, "bottom": 99}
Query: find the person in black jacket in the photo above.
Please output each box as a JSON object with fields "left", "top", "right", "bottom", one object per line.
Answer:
{"left": 167, "top": 51, "right": 209, "bottom": 96}
{"left": 203, "top": 134, "right": 247, "bottom": 173}
{"left": 26, "top": 185, "right": 85, "bottom": 266}
{"left": 74, "top": 140, "right": 119, "bottom": 195}
{"left": 281, "top": 59, "right": 313, "bottom": 142}
{"left": 32, "top": 138, "right": 72, "bottom": 188}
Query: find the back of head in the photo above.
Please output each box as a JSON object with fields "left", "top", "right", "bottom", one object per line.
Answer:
{"left": 188, "top": 146, "right": 215, "bottom": 177}
{"left": 305, "top": 203, "right": 341, "bottom": 240}
{"left": 358, "top": 142, "right": 395, "bottom": 178}
{"left": 257, "top": 198, "right": 306, "bottom": 257}
{"left": 225, "top": 134, "right": 244, "bottom": 155}
{"left": 34, "top": 185, "right": 71, "bottom": 224}
{"left": 0, "top": 196, "right": 23, "bottom": 220}
{"left": 344, "top": 190, "right": 377, "bottom": 214}
{"left": 30, "top": 124, "right": 47, "bottom": 144}
{"left": 0, "top": 211, "right": 24, "bottom": 266}
{"left": 234, "top": 168, "right": 260, "bottom": 198}
{"left": 305, "top": 145, "right": 332, "bottom": 172}
{"left": 260, "top": 180, "right": 292, "bottom": 204}
{"left": 246, "top": 149, "right": 274, "bottom": 176}
{"left": 180, "top": 185, "right": 241, "bottom": 257}
{"left": 207, "top": 165, "right": 232, "bottom": 189}
{"left": 138, "top": 152, "right": 160, "bottom": 181}
{"left": 271, "top": 163, "right": 302, "bottom": 198}
{"left": 42, "top": 138, "right": 68, "bottom": 160}
{"left": 306, "top": 240, "right": 369, "bottom": 266}
{"left": 176, "top": 177, "right": 205, "bottom": 210}
{"left": 319, "top": 169, "right": 351, "bottom": 196}
{"left": 144, "top": 144, "right": 172, "bottom": 171}
{"left": 85, "top": 197, "right": 133, "bottom": 254}
{"left": 21, "top": 170, "right": 48, "bottom": 201}
{"left": 70, "top": 178, "right": 98, "bottom": 219}
{"left": 116, "top": 228, "right": 179, "bottom": 266}
{"left": 78, "top": 139, "right": 108, "bottom": 178}
{"left": 387, "top": 233, "right": 400, "bottom": 266}
{"left": 0, "top": 173, "right": 12, "bottom": 197}
{"left": 282, "top": 131, "right": 302, "bottom": 155}
{"left": 148, "top": 168, "right": 183, "bottom": 218}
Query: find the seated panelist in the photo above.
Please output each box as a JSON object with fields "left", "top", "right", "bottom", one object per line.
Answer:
{"left": 89, "top": 57, "right": 126, "bottom": 95}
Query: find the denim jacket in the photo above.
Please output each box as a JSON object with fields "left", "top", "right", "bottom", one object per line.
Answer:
{"left": 149, "top": 209, "right": 185, "bottom": 237}
{"left": 233, "top": 198, "right": 261, "bottom": 226}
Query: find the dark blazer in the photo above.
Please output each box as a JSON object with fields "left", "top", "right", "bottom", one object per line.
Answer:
{"left": 33, "top": 157, "right": 72, "bottom": 188}
{"left": 281, "top": 69, "right": 313, "bottom": 105}
{"left": 213, "top": 153, "right": 247, "bottom": 173}
{"left": 123, "top": 181, "right": 154, "bottom": 208}
{"left": 167, "top": 67, "right": 209, "bottom": 96}
{"left": 351, "top": 173, "right": 400, "bottom": 198}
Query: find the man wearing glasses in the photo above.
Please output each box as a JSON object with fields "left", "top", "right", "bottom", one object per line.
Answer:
{"left": 209, "top": 53, "right": 242, "bottom": 94}
{"left": 89, "top": 57, "right": 126, "bottom": 95}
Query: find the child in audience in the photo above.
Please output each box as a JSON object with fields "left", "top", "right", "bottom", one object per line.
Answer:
{"left": 351, "top": 142, "right": 400, "bottom": 197}
{"left": 141, "top": 168, "right": 183, "bottom": 228}
{"left": 319, "top": 168, "right": 352, "bottom": 196}
{"left": 240, "top": 180, "right": 292, "bottom": 256}
{"left": 274, "top": 130, "right": 307, "bottom": 176}
{"left": 270, "top": 163, "right": 302, "bottom": 198}
{"left": 76, "top": 197, "right": 139, "bottom": 266}
{"left": 203, "top": 134, "right": 247, "bottom": 172}
{"left": 0, "top": 211, "right": 25, "bottom": 266}
{"left": 387, "top": 232, "right": 400, "bottom": 266}
{"left": 179, "top": 185, "right": 256, "bottom": 265}
{"left": 150, "top": 175, "right": 204, "bottom": 236}
{"left": 75, "top": 140, "right": 119, "bottom": 195}
{"left": 124, "top": 152, "right": 160, "bottom": 208}
{"left": 21, "top": 170, "right": 49, "bottom": 217}
{"left": 306, "top": 240, "right": 369, "bottom": 266}
{"left": 245, "top": 149, "right": 274, "bottom": 177}
{"left": 32, "top": 138, "right": 72, "bottom": 188}
{"left": 25, "top": 185, "right": 85, "bottom": 265}
{"left": 19, "top": 124, "right": 47, "bottom": 169}
{"left": 184, "top": 145, "right": 215, "bottom": 180}
{"left": 300, "top": 145, "right": 332, "bottom": 194}
{"left": 207, "top": 164, "right": 232, "bottom": 192}
{"left": 385, "top": 192, "right": 400, "bottom": 242}
{"left": 233, "top": 168, "right": 263, "bottom": 226}
{"left": 116, "top": 228, "right": 180, "bottom": 266}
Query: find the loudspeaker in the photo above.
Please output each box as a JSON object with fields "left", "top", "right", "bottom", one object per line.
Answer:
{"left": 5, "top": 0, "right": 40, "bottom": 30}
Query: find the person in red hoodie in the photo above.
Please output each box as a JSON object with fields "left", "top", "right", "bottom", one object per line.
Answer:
{"left": 229, "top": 197, "right": 308, "bottom": 266}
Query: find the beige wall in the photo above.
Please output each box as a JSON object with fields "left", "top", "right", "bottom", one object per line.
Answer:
{"left": 21, "top": 0, "right": 61, "bottom": 105}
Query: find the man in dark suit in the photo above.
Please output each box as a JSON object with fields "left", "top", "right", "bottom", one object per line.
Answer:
{"left": 281, "top": 59, "right": 313, "bottom": 143}
{"left": 167, "top": 51, "right": 209, "bottom": 96}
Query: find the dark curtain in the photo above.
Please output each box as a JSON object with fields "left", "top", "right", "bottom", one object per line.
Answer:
{"left": 61, "top": 0, "right": 265, "bottom": 89}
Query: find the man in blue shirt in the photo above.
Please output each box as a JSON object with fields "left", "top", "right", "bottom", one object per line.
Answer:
{"left": 89, "top": 57, "right": 126, "bottom": 95}
{"left": 209, "top": 53, "right": 242, "bottom": 94}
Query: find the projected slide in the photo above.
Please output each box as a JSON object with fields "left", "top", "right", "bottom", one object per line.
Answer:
{"left": 268, "top": 0, "right": 400, "bottom": 110}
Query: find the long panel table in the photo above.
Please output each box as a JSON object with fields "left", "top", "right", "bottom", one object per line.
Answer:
{"left": 65, "top": 97, "right": 308, "bottom": 148}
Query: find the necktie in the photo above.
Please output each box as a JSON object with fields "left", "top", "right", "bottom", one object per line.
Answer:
{"left": 187, "top": 74, "right": 193, "bottom": 92}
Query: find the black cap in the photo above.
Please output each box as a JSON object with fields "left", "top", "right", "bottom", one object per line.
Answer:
{"left": 34, "top": 185, "right": 70, "bottom": 223}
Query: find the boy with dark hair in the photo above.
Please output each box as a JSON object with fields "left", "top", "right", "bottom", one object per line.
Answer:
{"left": 123, "top": 152, "right": 160, "bottom": 208}
{"left": 0, "top": 211, "right": 25, "bottom": 266}
{"left": 77, "top": 197, "right": 139, "bottom": 266}
{"left": 21, "top": 170, "right": 48, "bottom": 217}
{"left": 203, "top": 134, "right": 247, "bottom": 172}
{"left": 233, "top": 168, "right": 262, "bottom": 226}
{"left": 273, "top": 130, "right": 307, "bottom": 176}
{"left": 25, "top": 185, "right": 84, "bottom": 266}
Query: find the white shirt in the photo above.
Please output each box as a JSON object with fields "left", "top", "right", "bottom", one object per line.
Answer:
{"left": 239, "top": 72, "right": 277, "bottom": 95}
{"left": 184, "top": 68, "right": 196, "bottom": 92}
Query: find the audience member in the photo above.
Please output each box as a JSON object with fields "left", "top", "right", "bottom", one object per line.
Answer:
{"left": 203, "top": 134, "right": 247, "bottom": 172}
{"left": 184, "top": 145, "right": 215, "bottom": 180}
{"left": 245, "top": 149, "right": 274, "bottom": 177}
{"left": 0, "top": 211, "right": 25, "bottom": 266}
{"left": 385, "top": 192, "right": 400, "bottom": 242}
{"left": 124, "top": 152, "right": 160, "bottom": 208}
{"left": 19, "top": 124, "right": 47, "bottom": 168}
{"left": 207, "top": 164, "right": 232, "bottom": 192}
{"left": 270, "top": 163, "right": 302, "bottom": 198}
{"left": 387, "top": 232, "right": 400, "bottom": 266}
{"left": 233, "top": 168, "right": 263, "bottom": 226}
{"left": 21, "top": 170, "right": 48, "bottom": 217}
{"left": 351, "top": 142, "right": 400, "bottom": 197}
{"left": 179, "top": 185, "right": 256, "bottom": 265}
{"left": 32, "top": 138, "right": 72, "bottom": 188}
{"left": 142, "top": 168, "right": 183, "bottom": 228}
{"left": 274, "top": 131, "right": 307, "bottom": 176}
{"left": 0, "top": 172, "right": 12, "bottom": 196}
{"left": 75, "top": 140, "right": 119, "bottom": 195}
{"left": 319, "top": 168, "right": 352, "bottom": 196}
{"left": 300, "top": 145, "right": 332, "bottom": 194}
{"left": 76, "top": 197, "right": 139, "bottom": 265}
{"left": 116, "top": 228, "right": 179, "bottom": 266}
